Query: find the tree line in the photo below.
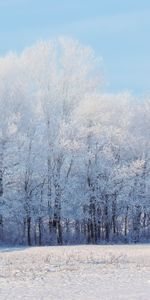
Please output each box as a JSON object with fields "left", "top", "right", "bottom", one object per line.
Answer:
{"left": 0, "top": 38, "right": 150, "bottom": 245}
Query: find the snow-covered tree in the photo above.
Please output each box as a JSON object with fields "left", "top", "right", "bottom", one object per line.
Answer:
{"left": 0, "top": 38, "right": 150, "bottom": 245}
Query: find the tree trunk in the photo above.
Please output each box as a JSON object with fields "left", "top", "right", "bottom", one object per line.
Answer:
{"left": 27, "top": 217, "right": 31, "bottom": 246}
{"left": 38, "top": 217, "right": 42, "bottom": 246}
{"left": 124, "top": 206, "right": 129, "bottom": 239}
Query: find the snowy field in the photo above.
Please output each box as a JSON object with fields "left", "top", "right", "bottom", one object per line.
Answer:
{"left": 0, "top": 245, "right": 150, "bottom": 300}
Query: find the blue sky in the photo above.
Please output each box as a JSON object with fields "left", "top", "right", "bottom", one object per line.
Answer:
{"left": 0, "top": 0, "right": 150, "bottom": 95}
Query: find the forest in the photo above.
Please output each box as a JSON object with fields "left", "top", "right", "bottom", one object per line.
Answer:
{"left": 0, "top": 38, "right": 150, "bottom": 245}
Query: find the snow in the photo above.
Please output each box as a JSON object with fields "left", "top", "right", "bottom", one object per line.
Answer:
{"left": 0, "top": 245, "right": 150, "bottom": 299}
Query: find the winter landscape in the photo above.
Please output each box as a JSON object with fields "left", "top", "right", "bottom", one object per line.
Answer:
{"left": 0, "top": 1, "right": 150, "bottom": 299}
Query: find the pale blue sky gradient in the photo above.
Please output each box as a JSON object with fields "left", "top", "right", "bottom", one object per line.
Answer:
{"left": 0, "top": 0, "right": 150, "bottom": 94}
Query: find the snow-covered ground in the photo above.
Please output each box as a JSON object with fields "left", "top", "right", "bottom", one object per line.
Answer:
{"left": 0, "top": 245, "right": 150, "bottom": 300}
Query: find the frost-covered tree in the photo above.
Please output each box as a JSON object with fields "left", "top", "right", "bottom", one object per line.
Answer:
{"left": 0, "top": 38, "right": 150, "bottom": 245}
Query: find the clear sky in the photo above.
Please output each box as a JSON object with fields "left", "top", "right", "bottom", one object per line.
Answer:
{"left": 0, "top": 0, "right": 150, "bottom": 95}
